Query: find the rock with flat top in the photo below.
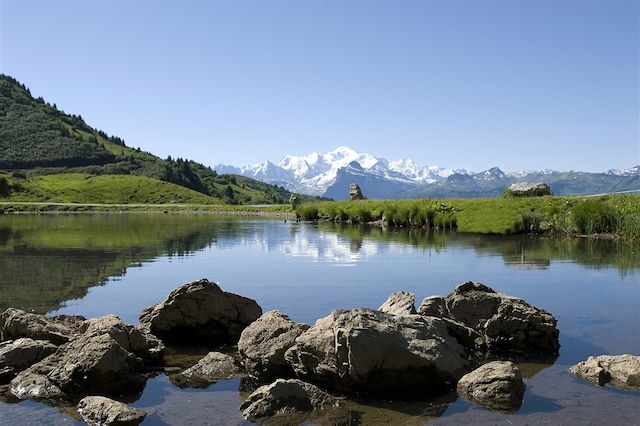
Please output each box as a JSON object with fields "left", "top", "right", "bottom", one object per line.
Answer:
{"left": 570, "top": 354, "right": 640, "bottom": 392}
{"left": 78, "top": 396, "right": 146, "bottom": 426}
{"left": 456, "top": 361, "right": 525, "bottom": 411}
{"left": 506, "top": 182, "right": 551, "bottom": 197}
{"left": 139, "top": 279, "right": 262, "bottom": 346}
{"left": 172, "top": 352, "right": 243, "bottom": 388}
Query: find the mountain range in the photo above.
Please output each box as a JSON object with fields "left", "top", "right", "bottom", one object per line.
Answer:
{"left": 215, "top": 147, "right": 640, "bottom": 199}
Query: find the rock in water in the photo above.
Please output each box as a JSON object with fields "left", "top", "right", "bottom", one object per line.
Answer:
{"left": 456, "top": 361, "right": 525, "bottom": 411}
{"left": 348, "top": 183, "right": 365, "bottom": 200}
{"left": 10, "top": 332, "right": 145, "bottom": 402}
{"left": 0, "top": 308, "right": 84, "bottom": 345}
{"left": 238, "top": 310, "right": 309, "bottom": 382}
{"left": 285, "top": 308, "right": 471, "bottom": 393}
{"left": 240, "top": 378, "right": 337, "bottom": 422}
{"left": 421, "top": 282, "right": 559, "bottom": 355}
{"left": 379, "top": 291, "right": 417, "bottom": 316}
{"left": 78, "top": 396, "right": 146, "bottom": 426}
{"left": 506, "top": 182, "right": 551, "bottom": 197}
{"left": 172, "top": 352, "right": 243, "bottom": 388}
{"left": 570, "top": 354, "right": 640, "bottom": 392}
{"left": 0, "top": 338, "right": 56, "bottom": 384}
{"left": 139, "top": 279, "right": 262, "bottom": 346}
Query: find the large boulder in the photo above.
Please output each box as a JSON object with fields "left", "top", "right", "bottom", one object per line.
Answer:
{"left": 506, "top": 182, "right": 551, "bottom": 197}
{"left": 285, "top": 308, "right": 472, "bottom": 393}
{"left": 348, "top": 183, "right": 365, "bottom": 200}
{"left": 420, "top": 282, "right": 559, "bottom": 355}
{"left": 172, "top": 351, "right": 243, "bottom": 388}
{"left": 238, "top": 311, "right": 309, "bottom": 382}
{"left": 78, "top": 396, "right": 146, "bottom": 426}
{"left": 240, "top": 379, "right": 337, "bottom": 422}
{"left": 0, "top": 338, "right": 57, "bottom": 384}
{"left": 0, "top": 308, "right": 84, "bottom": 345}
{"left": 456, "top": 361, "right": 525, "bottom": 411}
{"left": 379, "top": 292, "right": 417, "bottom": 316}
{"left": 139, "top": 279, "right": 262, "bottom": 346}
{"left": 10, "top": 332, "right": 145, "bottom": 402}
{"left": 570, "top": 354, "right": 640, "bottom": 392}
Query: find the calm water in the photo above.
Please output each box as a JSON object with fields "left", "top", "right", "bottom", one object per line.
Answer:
{"left": 0, "top": 214, "right": 638, "bottom": 425}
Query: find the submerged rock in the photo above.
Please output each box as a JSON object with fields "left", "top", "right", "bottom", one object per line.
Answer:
{"left": 139, "top": 279, "right": 262, "bottom": 346}
{"left": 78, "top": 396, "right": 146, "bottom": 426}
{"left": 10, "top": 332, "right": 145, "bottom": 402}
{"left": 570, "top": 354, "right": 640, "bottom": 392}
{"left": 240, "top": 378, "right": 337, "bottom": 422}
{"left": 0, "top": 338, "right": 57, "bottom": 384}
{"left": 423, "top": 282, "right": 559, "bottom": 355}
{"left": 172, "top": 351, "right": 243, "bottom": 388}
{"left": 285, "top": 308, "right": 471, "bottom": 393}
{"left": 238, "top": 310, "right": 309, "bottom": 382}
{"left": 456, "top": 361, "right": 525, "bottom": 411}
{"left": 0, "top": 308, "right": 84, "bottom": 345}
{"left": 379, "top": 292, "right": 417, "bottom": 316}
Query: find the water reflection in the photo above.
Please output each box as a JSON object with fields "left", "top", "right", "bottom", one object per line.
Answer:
{"left": 0, "top": 215, "right": 637, "bottom": 315}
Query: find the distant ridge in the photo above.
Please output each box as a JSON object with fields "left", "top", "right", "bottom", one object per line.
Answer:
{"left": 215, "top": 147, "right": 639, "bottom": 199}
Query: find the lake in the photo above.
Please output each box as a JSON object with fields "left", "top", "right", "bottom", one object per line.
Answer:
{"left": 0, "top": 214, "right": 638, "bottom": 425}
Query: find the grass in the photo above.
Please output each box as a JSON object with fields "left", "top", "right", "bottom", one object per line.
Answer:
{"left": 296, "top": 195, "right": 640, "bottom": 241}
{"left": 1, "top": 173, "right": 222, "bottom": 204}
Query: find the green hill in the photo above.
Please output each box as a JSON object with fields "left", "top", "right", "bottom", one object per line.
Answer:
{"left": 0, "top": 74, "right": 318, "bottom": 205}
{"left": 0, "top": 172, "right": 224, "bottom": 204}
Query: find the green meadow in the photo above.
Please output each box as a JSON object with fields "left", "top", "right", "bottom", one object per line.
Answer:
{"left": 295, "top": 195, "right": 640, "bottom": 241}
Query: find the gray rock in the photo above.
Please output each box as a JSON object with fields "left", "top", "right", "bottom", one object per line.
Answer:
{"left": 456, "top": 361, "right": 525, "bottom": 411}
{"left": 0, "top": 308, "right": 84, "bottom": 345}
{"left": 81, "top": 315, "right": 165, "bottom": 363}
{"left": 78, "top": 396, "right": 146, "bottom": 426}
{"left": 172, "top": 352, "right": 243, "bottom": 388}
{"left": 10, "top": 332, "right": 145, "bottom": 401}
{"left": 238, "top": 310, "right": 309, "bottom": 382}
{"left": 240, "top": 378, "right": 337, "bottom": 422}
{"left": 570, "top": 354, "right": 640, "bottom": 392}
{"left": 439, "top": 282, "right": 559, "bottom": 355}
{"left": 348, "top": 183, "right": 365, "bottom": 200}
{"left": 139, "top": 279, "right": 262, "bottom": 346}
{"left": 285, "top": 308, "right": 472, "bottom": 393}
{"left": 506, "top": 182, "right": 551, "bottom": 197}
{"left": 379, "top": 292, "right": 417, "bottom": 316}
{"left": 418, "top": 296, "right": 448, "bottom": 318}
{"left": 0, "top": 338, "right": 56, "bottom": 384}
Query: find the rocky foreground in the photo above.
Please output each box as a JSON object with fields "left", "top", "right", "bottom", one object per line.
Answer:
{"left": 0, "top": 278, "right": 634, "bottom": 425}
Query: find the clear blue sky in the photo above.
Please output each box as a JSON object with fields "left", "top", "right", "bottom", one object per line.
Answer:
{"left": 1, "top": 0, "right": 638, "bottom": 171}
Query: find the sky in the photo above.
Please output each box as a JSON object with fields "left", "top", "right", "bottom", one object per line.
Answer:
{"left": 0, "top": 0, "right": 638, "bottom": 172}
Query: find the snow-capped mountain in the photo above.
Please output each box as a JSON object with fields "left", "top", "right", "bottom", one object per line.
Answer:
{"left": 214, "top": 147, "right": 639, "bottom": 199}
{"left": 214, "top": 146, "right": 470, "bottom": 196}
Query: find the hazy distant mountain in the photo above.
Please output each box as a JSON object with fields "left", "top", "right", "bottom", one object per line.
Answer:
{"left": 214, "top": 146, "right": 640, "bottom": 199}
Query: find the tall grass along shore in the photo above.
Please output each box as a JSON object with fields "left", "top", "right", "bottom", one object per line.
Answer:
{"left": 295, "top": 195, "right": 640, "bottom": 241}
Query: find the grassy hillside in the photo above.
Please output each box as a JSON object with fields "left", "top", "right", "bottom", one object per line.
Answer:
{"left": 296, "top": 195, "right": 640, "bottom": 240}
{"left": 0, "top": 74, "right": 317, "bottom": 205}
{"left": 0, "top": 172, "right": 222, "bottom": 204}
